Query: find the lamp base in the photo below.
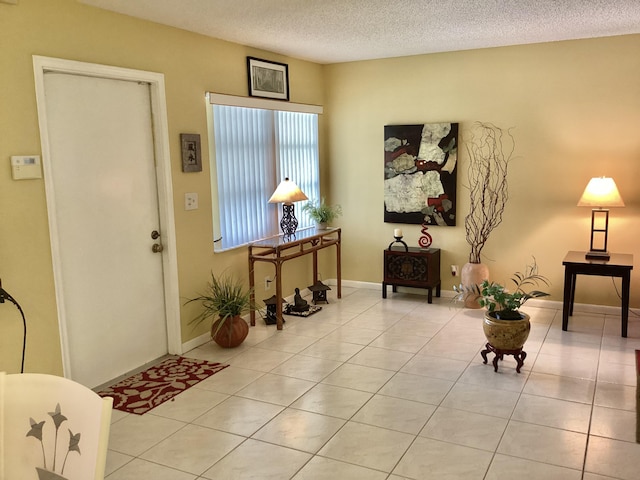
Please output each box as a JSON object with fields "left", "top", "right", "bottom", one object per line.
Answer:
{"left": 280, "top": 203, "right": 298, "bottom": 236}
{"left": 585, "top": 250, "right": 610, "bottom": 261}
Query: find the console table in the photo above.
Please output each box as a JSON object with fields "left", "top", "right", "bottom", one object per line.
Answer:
{"left": 383, "top": 246, "right": 441, "bottom": 303}
{"left": 248, "top": 227, "right": 341, "bottom": 330}
{"left": 562, "top": 251, "right": 633, "bottom": 337}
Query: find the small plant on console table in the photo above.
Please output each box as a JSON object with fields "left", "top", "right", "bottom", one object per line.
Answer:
{"left": 301, "top": 198, "right": 342, "bottom": 229}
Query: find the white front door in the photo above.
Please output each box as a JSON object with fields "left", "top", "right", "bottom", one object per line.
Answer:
{"left": 34, "top": 58, "right": 180, "bottom": 388}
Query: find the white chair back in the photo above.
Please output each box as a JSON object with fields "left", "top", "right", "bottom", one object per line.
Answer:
{"left": 0, "top": 372, "right": 112, "bottom": 480}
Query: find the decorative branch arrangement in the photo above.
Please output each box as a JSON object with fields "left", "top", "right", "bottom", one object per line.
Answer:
{"left": 464, "top": 122, "right": 516, "bottom": 263}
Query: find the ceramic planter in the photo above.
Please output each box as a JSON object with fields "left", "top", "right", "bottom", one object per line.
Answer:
{"left": 460, "top": 262, "right": 489, "bottom": 308}
{"left": 482, "top": 311, "right": 530, "bottom": 350}
{"left": 212, "top": 315, "right": 249, "bottom": 348}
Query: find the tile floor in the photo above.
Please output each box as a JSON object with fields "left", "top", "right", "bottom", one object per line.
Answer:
{"left": 104, "top": 286, "right": 640, "bottom": 479}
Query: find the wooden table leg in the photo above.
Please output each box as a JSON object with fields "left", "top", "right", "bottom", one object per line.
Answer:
{"left": 336, "top": 239, "right": 341, "bottom": 299}
{"left": 562, "top": 267, "right": 572, "bottom": 331}
{"left": 622, "top": 271, "right": 631, "bottom": 337}
{"left": 249, "top": 255, "right": 256, "bottom": 326}
{"left": 275, "top": 262, "right": 283, "bottom": 330}
{"left": 313, "top": 250, "right": 318, "bottom": 283}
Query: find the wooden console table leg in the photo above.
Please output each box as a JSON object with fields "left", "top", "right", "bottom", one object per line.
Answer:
{"left": 336, "top": 239, "right": 341, "bottom": 299}
{"left": 313, "top": 250, "right": 318, "bottom": 284}
{"left": 275, "top": 262, "right": 284, "bottom": 330}
{"left": 249, "top": 255, "right": 256, "bottom": 326}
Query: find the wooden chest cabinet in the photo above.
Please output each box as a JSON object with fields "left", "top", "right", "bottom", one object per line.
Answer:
{"left": 382, "top": 246, "right": 441, "bottom": 303}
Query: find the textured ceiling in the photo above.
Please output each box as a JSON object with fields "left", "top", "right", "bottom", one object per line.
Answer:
{"left": 80, "top": 0, "right": 640, "bottom": 64}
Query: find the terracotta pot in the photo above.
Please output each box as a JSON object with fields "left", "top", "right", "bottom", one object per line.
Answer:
{"left": 460, "top": 262, "right": 489, "bottom": 309}
{"left": 211, "top": 315, "right": 249, "bottom": 348}
{"left": 483, "top": 311, "right": 530, "bottom": 350}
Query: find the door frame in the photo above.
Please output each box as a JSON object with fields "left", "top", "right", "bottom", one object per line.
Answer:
{"left": 32, "top": 56, "right": 181, "bottom": 378}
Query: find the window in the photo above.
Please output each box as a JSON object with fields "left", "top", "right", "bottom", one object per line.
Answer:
{"left": 208, "top": 94, "right": 321, "bottom": 251}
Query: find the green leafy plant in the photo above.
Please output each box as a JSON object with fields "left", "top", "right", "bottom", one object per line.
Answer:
{"left": 301, "top": 198, "right": 342, "bottom": 224}
{"left": 453, "top": 258, "right": 550, "bottom": 319}
{"left": 185, "top": 272, "right": 255, "bottom": 336}
{"left": 479, "top": 259, "right": 550, "bottom": 319}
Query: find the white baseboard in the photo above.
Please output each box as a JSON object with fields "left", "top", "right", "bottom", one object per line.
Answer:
{"left": 181, "top": 280, "right": 631, "bottom": 352}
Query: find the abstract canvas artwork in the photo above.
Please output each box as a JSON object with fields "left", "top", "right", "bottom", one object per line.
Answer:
{"left": 384, "top": 123, "right": 458, "bottom": 226}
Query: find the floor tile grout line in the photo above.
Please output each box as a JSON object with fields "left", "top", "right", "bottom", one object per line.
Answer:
{"left": 580, "top": 313, "right": 606, "bottom": 478}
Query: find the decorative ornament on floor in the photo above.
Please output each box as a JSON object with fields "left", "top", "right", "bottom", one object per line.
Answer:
{"left": 185, "top": 272, "right": 255, "bottom": 348}
{"left": 474, "top": 258, "right": 549, "bottom": 373}
{"left": 461, "top": 122, "right": 516, "bottom": 308}
{"left": 263, "top": 295, "right": 286, "bottom": 325}
{"left": 284, "top": 287, "right": 322, "bottom": 317}
{"left": 308, "top": 280, "right": 331, "bottom": 304}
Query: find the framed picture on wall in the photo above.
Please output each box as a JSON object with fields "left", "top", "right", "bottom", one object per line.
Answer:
{"left": 247, "top": 57, "right": 289, "bottom": 101}
{"left": 384, "top": 123, "right": 458, "bottom": 226}
{"left": 180, "top": 133, "right": 202, "bottom": 172}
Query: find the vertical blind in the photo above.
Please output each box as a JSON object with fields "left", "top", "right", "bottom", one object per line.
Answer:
{"left": 212, "top": 104, "right": 319, "bottom": 251}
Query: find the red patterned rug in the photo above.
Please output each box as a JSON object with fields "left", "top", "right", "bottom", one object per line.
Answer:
{"left": 98, "top": 356, "right": 229, "bottom": 415}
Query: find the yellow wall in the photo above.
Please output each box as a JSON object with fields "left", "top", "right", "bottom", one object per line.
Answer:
{"left": 325, "top": 35, "right": 640, "bottom": 307}
{"left": 0, "top": 0, "right": 325, "bottom": 374}
{"left": 2, "top": 0, "right": 639, "bottom": 375}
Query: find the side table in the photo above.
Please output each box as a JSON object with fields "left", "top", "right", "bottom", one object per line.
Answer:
{"left": 382, "top": 246, "right": 441, "bottom": 303}
{"left": 562, "top": 251, "right": 633, "bottom": 337}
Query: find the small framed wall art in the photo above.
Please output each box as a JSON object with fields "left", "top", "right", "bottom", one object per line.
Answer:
{"left": 247, "top": 57, "right": 289, "bottom": 101}
{"left": 180, "top": 133, "right": 202, "bottom": 172}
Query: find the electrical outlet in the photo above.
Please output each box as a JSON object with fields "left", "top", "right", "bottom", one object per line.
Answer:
{"left": 264, "top": 276, "right": 272, "bottom": 290}
{"left": 185, "top": 192, "right": 198, "bottom": 210}
{"left": 451, "top": 265, "right": 459, "bottom": 276}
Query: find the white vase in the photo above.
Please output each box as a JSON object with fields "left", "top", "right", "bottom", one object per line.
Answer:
{"left": 460, "top": 262, "right": 489, "bottom": 309}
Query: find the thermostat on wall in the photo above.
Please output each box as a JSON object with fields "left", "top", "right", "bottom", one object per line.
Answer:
{"left": 11, "top": 155, "right": 42, "bottom": 180}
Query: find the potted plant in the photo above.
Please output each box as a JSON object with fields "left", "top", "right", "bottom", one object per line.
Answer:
{"left": 460, "top": 122, "right": 516, "bottom": 307}
{"left": 454, "top": 259, "right": 549, "bottom": 372}
{"left": 301, "top": 198, "right": 342, "bottom": 229}
{"left": 477, "top": 259, "right": 549, "bottom": 351}
{"left": 186, "top": 272, "right": 255, "bottom": 348}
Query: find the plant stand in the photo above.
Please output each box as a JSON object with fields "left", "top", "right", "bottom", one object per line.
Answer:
{"left": 480, "top": 342, "right": 527, "bottom": 373}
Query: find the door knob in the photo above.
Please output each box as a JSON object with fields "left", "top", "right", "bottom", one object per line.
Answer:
{"left": 152, "top": 243, "right": 164, "bottom": 253}
{"left": 151, "top": 230, "right": 161, "bottom": 239}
